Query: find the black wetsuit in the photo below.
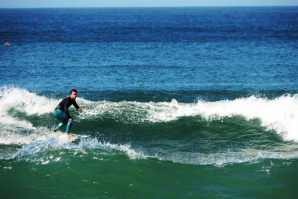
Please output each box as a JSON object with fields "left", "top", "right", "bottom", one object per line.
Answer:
{"left": 55, "top": 97, "right": 80, "bottom": 119}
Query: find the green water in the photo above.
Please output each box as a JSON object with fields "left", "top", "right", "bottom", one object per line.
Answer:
{"left": 2, "top": 152, "right": 298, "bottom": 199}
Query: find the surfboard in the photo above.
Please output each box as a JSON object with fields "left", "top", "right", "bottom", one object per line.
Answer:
{"left": 70, "top": 134, "right": 90, "bottom": 141}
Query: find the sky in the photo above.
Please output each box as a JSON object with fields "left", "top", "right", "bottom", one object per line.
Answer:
{"left": 0, "top": 0, "right": 297, "bottom": 8}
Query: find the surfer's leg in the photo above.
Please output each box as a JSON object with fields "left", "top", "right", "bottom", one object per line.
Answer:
{"left": 65, "top": 120, "right": 73, "bottom": 133}
{"left": 53, "top": 109, "right": 68, "bottom": 132}
{"left": 54, "top": 121, "right": 66, "bottom": 131}
{"left": 53, "top": 109, "right": 67, "bottom": 120}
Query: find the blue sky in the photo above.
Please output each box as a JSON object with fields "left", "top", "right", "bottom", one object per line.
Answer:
{"left": 1, "top": 0, "right": 297, "bottom": 8}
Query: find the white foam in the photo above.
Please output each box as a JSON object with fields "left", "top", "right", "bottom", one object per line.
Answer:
{"left": 145, "top": 95, "right": 298, "bottom": 141}
{"left": 0, "top": 128, "right": 63, "bottom": 146}
{"left": 8, "top": 131, "right": 146, "bottom": 162}
{"left": 0, "top": 87, "right": 56, "bottom": 132}
{"left": 0, "top": 86, "right": 57, "bottom": 115}
{"left": 153, "top": 149, "right": 288, "bottom": 167}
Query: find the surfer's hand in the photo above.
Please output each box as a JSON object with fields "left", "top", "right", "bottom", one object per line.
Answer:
{"left": 69, "top": 118, "right": 74, "bottom": 123}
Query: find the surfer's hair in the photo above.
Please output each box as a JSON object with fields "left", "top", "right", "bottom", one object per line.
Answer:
{"left": 70, "top": 89, "right": 77, "bottom": 94}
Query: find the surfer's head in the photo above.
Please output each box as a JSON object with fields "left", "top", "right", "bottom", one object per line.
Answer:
{"left": 70, "top": 89, "right": 77, "bottom": 100}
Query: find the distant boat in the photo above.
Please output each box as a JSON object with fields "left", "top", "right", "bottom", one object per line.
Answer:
{"left": 5, "top": 41, "right": 10, "bottom": 46}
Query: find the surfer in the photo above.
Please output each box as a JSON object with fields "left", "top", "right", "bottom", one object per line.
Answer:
{"left": 5, "top": 41, "right": 10, "bottom": 45}
{"left": 53, "top": 89, "right": 82, "bottom": 136}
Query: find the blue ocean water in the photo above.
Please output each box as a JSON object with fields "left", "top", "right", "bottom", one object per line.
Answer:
{"left": 1, "top": 7, "right": 298, "bottom": 198}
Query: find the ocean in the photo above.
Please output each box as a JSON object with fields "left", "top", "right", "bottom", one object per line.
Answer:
{"left": 0, "top": 7, "right": 298, "bottom": 198}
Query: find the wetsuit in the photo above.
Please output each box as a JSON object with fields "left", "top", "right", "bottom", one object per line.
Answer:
{"left": 53, "top": 97, "right": 80, "bottom": 133}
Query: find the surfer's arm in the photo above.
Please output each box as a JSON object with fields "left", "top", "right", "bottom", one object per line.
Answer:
{"left": 73, "top": 100, "right": 82, "bottom": 112}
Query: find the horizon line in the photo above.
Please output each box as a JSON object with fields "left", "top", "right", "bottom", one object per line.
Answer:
{"left": 1, "top": 5, "right": 298, "bottom": 9}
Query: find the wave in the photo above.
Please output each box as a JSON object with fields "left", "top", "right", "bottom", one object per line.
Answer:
{"left": 1, "top": 87, "right": 298, "bottom": 141}
{"left": 1, "top": 87, "right": 298, "bottom": 166}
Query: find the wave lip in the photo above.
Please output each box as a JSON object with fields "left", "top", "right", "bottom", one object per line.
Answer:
{"left": 0, "top": 86, "right": 57, "bottom": 116}
{"left": 140, "top": 95, "right": 298, "bottom": 142}
{"left": 77, "top": 94, "right": 298, "bottom": 142}
{"left": 1, "top": 88, "right": 298, "bottom": 142}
